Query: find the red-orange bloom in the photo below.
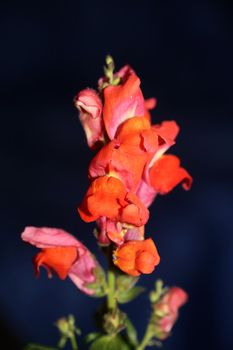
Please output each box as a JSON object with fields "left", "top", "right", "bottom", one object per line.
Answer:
{"left": 114, "top": 238, "right": 160, "bottom": 276}
{"left": 78, "top": 176, "right": 149, "bottom": 227}
{"left": 136, "top": 122, "right": 192, "bottom": 207}
{"left": 21, "top": 227, "right": 98, "bottom": 295}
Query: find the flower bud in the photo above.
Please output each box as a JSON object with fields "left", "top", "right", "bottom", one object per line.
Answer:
{"left": 74, "top": 88, "right": 104, "bottom": 149}
{"left": 152, "top": 286, "right": 188, "bottom": 339}
{"left": 103, "top": 308, "right": 126, "bottom": 335}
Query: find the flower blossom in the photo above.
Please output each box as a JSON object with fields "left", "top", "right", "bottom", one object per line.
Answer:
{"left": 153, "top": 287, "right": 188, "bottom": 339}
{"left": 78, "top": 176, "right": 149, "bottom": 227}
{"left": 136, "top": 121, "right": 192, "bottom": 207}
{"left": 21, "top": 226, "right": 101, "bottom": 295}
{"left": 114, "top": 238, "right": 160, "bottom": 276}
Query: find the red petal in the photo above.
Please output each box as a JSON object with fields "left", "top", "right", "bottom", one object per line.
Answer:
{"left": 78, "top": 176, "right": 126, "bottom": 222}
{"left": 103, "top": 73, "right": 145, "bottom": 139}
{"left": 33, "top": 247, "right": 78, "bottom": 280}
{"left": 149, "top": 155, "right": 193, "bottom": 194}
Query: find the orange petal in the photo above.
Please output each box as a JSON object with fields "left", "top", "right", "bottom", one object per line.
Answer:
{"left": 116, "top": 116, "right": 151, "bottom": 140}
{"left": 152, "top": 121, "right": 180, "bottom": 142}
{"left": 33, "top": 246, "right": 78, "bottom": 280}
{"left": 135, "top": 251, "right": 158, "bottom": 274}
{"left": 121, "top": 193, "right": 149, "bottom": 226}
{"left": 144, "top": 98, "right": 157, "bottom": 122}
{"left": 114, "top": 241, "right": 141, "bottom": 276}
{"left": 78, "top": 176, "right": 126, "bottom": 222}
{"left": 145, "top": 98, "right": 157, "bottom": 110}
{"left": 149, "top": 154, "right": 193, "bottom": 194}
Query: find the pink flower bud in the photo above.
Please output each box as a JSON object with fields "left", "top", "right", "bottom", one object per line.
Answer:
{"left": 21, "top": 226, "right": 101, "bottom": 295}
{"left": 153, "top": 287, "right": 188, "bottom": 338}
{"left": 74, "top": 88, "right": 104, "bottom": 149}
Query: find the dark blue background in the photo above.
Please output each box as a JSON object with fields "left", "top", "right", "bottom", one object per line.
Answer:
{"left": 1, "top": 0, "right": 233, "bottom": 349}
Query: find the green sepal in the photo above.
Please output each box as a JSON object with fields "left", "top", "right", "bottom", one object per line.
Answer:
{"left": 89, "top": 334, "right": 130, "bottom": 350}
{"left": 103, "top": 308, "right": 126, "bottom": 335}
{"left": 117, "top": 286, "right": 145, "bottom": 304}
{"left": 149, "top": 279, "right": 167, "bottom": 304}
{"left": 55, "top": 315, "right": 80, "bottom": 349}
{"left": 84, "top": 332, "right": 101, "bottom": 344}
{"left": 116, "top": 275, "right": 139, "bottom": 292}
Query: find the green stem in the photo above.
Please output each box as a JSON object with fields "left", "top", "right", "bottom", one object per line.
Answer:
{"left": 136, "top": 323, "right": 154, "bottom": 350}
{"left": 70, "top": 334, "right": 78, "bottom": 350}
{"left": 107, "top": 268, "right": 116, "bottom": 310}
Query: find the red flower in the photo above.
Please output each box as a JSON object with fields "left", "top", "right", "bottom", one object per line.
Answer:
{"left": 78, "top": 176, "right": 149, "bottom": 228}
{"left": 136, "top": 121, "right": 192, "bottom": 207}
{"left": 114, "top": 238, "right": 160, "bottom": 276}
{"left": 21, "top": 227, "right": 100, "bottom": 295}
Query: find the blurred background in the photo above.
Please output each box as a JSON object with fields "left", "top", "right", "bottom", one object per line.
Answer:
{"left": 1, "top": 0, "right": 233, "bottom": 349}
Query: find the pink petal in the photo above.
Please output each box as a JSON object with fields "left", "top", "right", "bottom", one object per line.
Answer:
{"left": 21, "top": 227, "right": 86, "bottom": 255}
{"left": 69, "top": 251, "right": 97, "bottom": 295}
{"left": 74, "top": 88, "right": 104, "bottom": 149}
{"left": 136, "top": 179, "right": 158, "bottom": 208}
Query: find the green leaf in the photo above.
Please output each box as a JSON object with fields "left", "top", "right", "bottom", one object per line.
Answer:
{"left": 116, "top": 275, "right": 139, "bottom": 292}
{"left": 84, "top": 332, "right": 101, "bottom": 344}
{"left": 89, "top": 335, "right": 130, "bottom": 350}
{"left": 86, "top": 266, "right": 107, "bottom": 297}
{"left": 124, "top": 317, "right": 138, "bottom": 347}
{"left": 117, "top": 286, "right": 145, "bottom": 304}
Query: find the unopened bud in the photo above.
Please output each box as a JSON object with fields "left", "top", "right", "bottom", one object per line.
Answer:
{"left": 103, "top": 308, "right": 126, "bottom": 335}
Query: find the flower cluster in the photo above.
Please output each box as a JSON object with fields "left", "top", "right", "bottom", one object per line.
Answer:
{"left": 75, "top": 56, "right": 192, "bottom": 276}
{"left": 21, "top": 57, "right": 191, "bottom": 350}
{"left": 21, "top": 56, "right": 191, "bottom": 297}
